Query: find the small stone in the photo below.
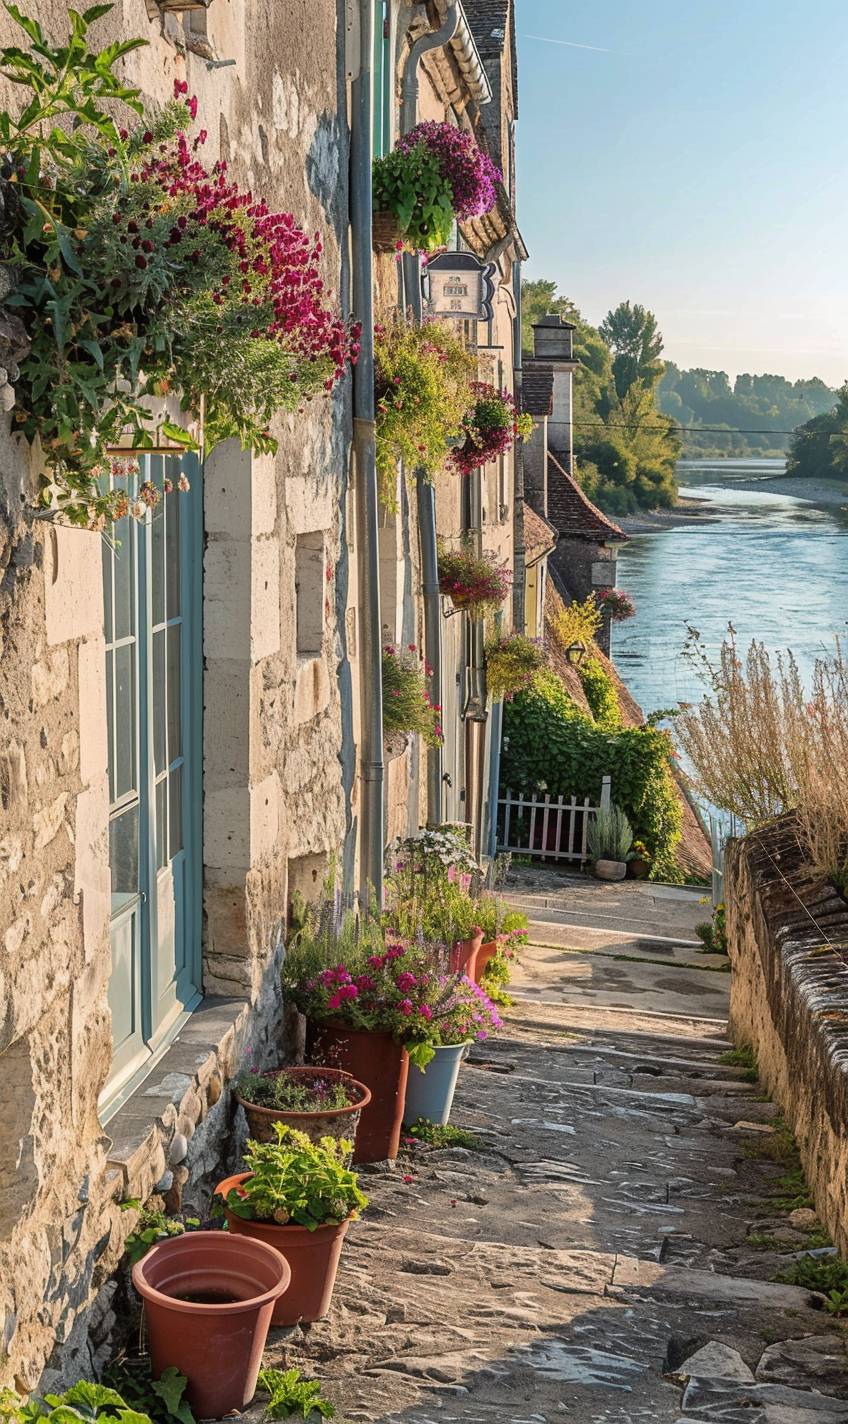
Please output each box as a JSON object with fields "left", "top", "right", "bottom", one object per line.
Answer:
{"left": 154, "top": 1170, "right": 174, "bottom": 1193}
{"left": 788, "top": 1207, "right": 818, "bottom": 1229}
{"left": 729, "top": 1120, "right": 776, "bottom": 1133}
{"left": 400, "top": 1259, "right": 453, "bottom": 1276}
{"left": 676, "top": 1341, "right": 755, "bottom": 1384}
{"left": 168, "top": 1133, "right": 189, "bottom": 1165}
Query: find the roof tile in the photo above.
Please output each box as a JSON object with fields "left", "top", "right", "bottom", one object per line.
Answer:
{"left": 546, "top": 454, "right": 628, "bottom": 542}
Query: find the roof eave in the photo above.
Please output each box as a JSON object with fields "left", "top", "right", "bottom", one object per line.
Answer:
{"left": 430, "top": 0, "right": 493, "bottom": 105}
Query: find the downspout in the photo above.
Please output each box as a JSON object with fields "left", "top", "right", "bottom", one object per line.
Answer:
{"left": 351, "top": 0, "right": 384, "bottom": 906}
{"left": 400, "top": 3, "right": 460, "bottom": 827}
{"left": 512, "top": 256, "right": 526, "bottom": 633}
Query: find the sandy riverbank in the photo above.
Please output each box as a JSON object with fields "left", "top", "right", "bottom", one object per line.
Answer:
{"left": 618, "top": 476, "right": 848, "bottom": 535}
{"left": 715, "top": 473, "right": 848, "bottom": 508}
{"left": 618, "top": 496, "right": 717, "bottom": 535}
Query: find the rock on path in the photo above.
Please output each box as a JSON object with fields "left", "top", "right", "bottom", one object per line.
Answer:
{"left": 250, "top": 876, "right": 848, "bottom": 1424}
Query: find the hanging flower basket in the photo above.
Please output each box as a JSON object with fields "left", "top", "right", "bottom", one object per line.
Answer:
{"left": 597, "top": 588, "right": 636, "bottom": 622}
{"left": 451, "top": 383, "right": 533, "bottom": 475}
{"left": 382, "top": 643, "right": 443, "bottom": 747}
{"left": 485, "top": 632, "right": 545, "bottom": 701}
{"left": 372, "top": 121, "right": 500, "bottom": 253}
{"left": 438, "top": 543, "right": 511, "bottom": 619}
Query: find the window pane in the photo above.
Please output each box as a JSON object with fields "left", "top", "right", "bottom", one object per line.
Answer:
{"left": 166, "top": 481, "right": 181, "bottom": 620}
{"left": 113, "top": 519, "right": 134, "bottom": 642}
{"left": 106, "top": 648, "right": 115, "bottom": 804}
{"left": 102, "top": 533, "right": 113, "bottom": 645}
{"left": 169, "top": 765, "right": 182, "bottom": 859}
{"left": 167, "top": 623, "right": 181, "bottom": 761}
{"left": 110, "top": 803, "right": 138, "bottom": 898}
{"left": 155, "top": 777, "right": 168, "bottom": 871}
{"left": 113, "top": 643, "right": 136, "bottom": 801}
{"left": 151, "top": 502, "right": 165, "bottom": 628}
{"left": 153, "top": 628, "right": 166, "bottom": 775}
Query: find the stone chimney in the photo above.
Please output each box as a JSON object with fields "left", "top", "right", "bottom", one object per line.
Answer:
{"left": 532, "top": 314, "right": 578, "bottom": 471}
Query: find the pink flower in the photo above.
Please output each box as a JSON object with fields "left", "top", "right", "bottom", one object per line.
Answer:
{"left": 399, "top": 998, "right": 414, "bottom": 1016}
{"left": 402, "top": 1174, "right": 414, "bottom": 1184}
{"left": 367, "top": 954, "right": 385, "bottom": 971}
{"left": 395, "top": 971, "right": 417, "bottom": 992}
{"left": 418, "top": 1004, "right": 433, "bottom": 1021}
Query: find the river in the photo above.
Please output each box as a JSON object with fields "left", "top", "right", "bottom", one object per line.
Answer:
{"left": 613, "top": 459, "right": 848, "bottom": 718}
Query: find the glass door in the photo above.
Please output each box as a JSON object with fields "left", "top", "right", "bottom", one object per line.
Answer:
{"left": 101, "top": 454, "right": 203, "bottom": 1116}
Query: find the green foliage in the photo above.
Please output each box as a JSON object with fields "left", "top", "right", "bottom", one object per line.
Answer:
{"left": 404, "top": 1119, "right": 482, "bottom": 1150}
{"left": 103, "top": 1364, "right": 193, "bottom": 1424}
{"left": 235, "top": 1068, "right": 355, "bottom": 1114}
{"left": 695, "top": 902, "right": 728, "bottom": 955}
{"left": 222, "top": 1123, "right": 367, "bottom": 1229}
{"left": 372, "top": 143, "right": 454, "bottom": 251}
{"left": 599, "top": 301, "right": 664, "bottom": 400}
{"left": 120, "top": 1202, "right": 199, "bottom": 1265}
{"left": 374, "top": 319, "right": 474, "bottom": 509}
{"left": 501, "top": 668, "right": 682, "bottom": 878}
{"left": 479, "top": 946, "right": 512, "bottom": 1005}
{"left": 484, "top": 633, "right": 545, "bottom": 703}
{"left": 550, "top": 593, "right": 602, "bottom": 651}
{"left": 659, "top": 363, "right": 838, "bottom": 458}
{"left": 777, "top": 1255, "right": 848, "bottom": 1315}
{"left": 587, "top": 803, "right": 633, "bottom": 862}
{"left": 578, "top": 657, "right": 622, "bottom": 729}
{"left": 0, "top": 1374, "right": 183, "bottom": 1424}
{"left": 382, "top": 644, "right": 442, "bottom": 746}
{"left": 786, "top": 382, "right": 848, "bottom": 483}
{"left": 719, "top": 1043, "right": 758, "bottom": 1082}
{"left": 258, "top": 1370, "right": 335, "bottom": 1423}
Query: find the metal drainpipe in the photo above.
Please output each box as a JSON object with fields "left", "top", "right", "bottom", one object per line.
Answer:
{"left": 512, "top": 256, "right": 526, "bottom": 633}
{"left": 351, "top": 0, "right": 384, "bottom": 907}
{"left": 400, "top": 2, "right": 460, "bottom": 828}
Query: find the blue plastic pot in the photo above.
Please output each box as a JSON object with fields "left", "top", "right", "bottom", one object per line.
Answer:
{"left": 403, "top": 1042, "right": 469, "bottom": 1126}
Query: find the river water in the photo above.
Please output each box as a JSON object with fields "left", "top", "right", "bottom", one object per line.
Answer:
{"left": 614, "top": 459, "right": 848, "bottom": 717}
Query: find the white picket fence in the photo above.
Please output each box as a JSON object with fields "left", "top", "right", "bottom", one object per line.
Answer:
{"left": 496, "top": 776, "right": 612, "bottom": 864}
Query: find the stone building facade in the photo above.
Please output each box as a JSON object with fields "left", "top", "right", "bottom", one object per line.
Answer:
{"left": 0, "top": 0, "right": 522, "bottom": 1390}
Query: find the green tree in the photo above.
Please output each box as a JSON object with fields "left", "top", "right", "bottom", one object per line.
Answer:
{"left": 786, "top": 384, "right": 848, "bottom": 482}
{"left": 599, "top": 301, "right": 664, "bottom": 401}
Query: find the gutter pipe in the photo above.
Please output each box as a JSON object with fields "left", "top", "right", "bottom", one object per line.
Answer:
{"left": 400, "top": 3, "right": 460, "bottom": 828}
{"left": 351, "top": 0, "right": 384, "bottom": 906}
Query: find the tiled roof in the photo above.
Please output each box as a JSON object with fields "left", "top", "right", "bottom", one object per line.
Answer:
{"left": 521, "top": 363, "right": 553, "bottom": 417}
{"left": 523, "top": 505, "right": 558, "bottom": 565}
{"left": 463, "top": 0, "right": 518, "bottom": 113}
{"left": 546, "top": 454, "right": 628, "bottom": 542}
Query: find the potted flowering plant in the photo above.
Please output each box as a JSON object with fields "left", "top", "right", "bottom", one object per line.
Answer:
{"left": 372, "top": 121, "right": 500, "bottom": 252}
{"left": 451, "top": 383, "right": 533, "bottom": 476}
{"left": 2, "top": 6, "right": 357, "bottom": 525}
{"left": 374, "top": 318, "right": 474, "bottom": 509}
{"left": 382, "top": 644, "right": 443, "bottom": 753}
{"left": 485, "top": 632, "right": 546, "bottom": 702}
{"left": 438, "top": 542, "right": 512, "bottom": 619}
{"left": 477, "top": 907, "right": 528, "bottom": 1000}
{"left": 385, "top": 826, "right": 484, "bottom": 976}
{"left": 235, "top": 1065, "right": 371, "bottom": 1147}
{"left": 597, "top": 588, "right": 636, "bottom": 622}
{"left": 215, "top": 1125, "right": 367, "bottom": 1325}
{"left": 403, "top": 975, "right": 502, "bottom": 1127}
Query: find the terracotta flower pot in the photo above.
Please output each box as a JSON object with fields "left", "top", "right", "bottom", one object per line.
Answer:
{"left": 236, "top": 1067, "right": 371, "bottom": 1147}
{"left": 372, "top": 209, "right": 403, "bottom": 252}
{"left": 450, "top": 930, "right": 483, "bottom": 978}
{"left": 473, "top": 940, "right": 498, "bottom": 985}
{"left": 132, "top": 1230, "right": 290, "bottom": 1419}
{"left": 307, "top": 1021, "right": 409, "bottom": 1163}
{"left": 216, "top": 1172, "right": 352, "bottom": 1325}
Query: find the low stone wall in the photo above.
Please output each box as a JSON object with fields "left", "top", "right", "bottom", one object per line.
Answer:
{"left": 725, "top": 818, "right": 848, "bottom": 1252}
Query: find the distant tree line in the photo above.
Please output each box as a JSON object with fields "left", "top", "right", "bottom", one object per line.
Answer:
{"left": 786, "top": 384, "right": 848, "bottom": 484}
{"left": 522, "top": 281, "right": 680, "bottom": 514}
{"left": 657, "top": 366, "right": 837, "bottom": 458}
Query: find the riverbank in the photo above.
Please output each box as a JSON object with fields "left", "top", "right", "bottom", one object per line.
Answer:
{"left": 618, "top": 494, "right": 717, "bottom": 535}
{"left": 714, "top": 472, "right": 848, "bottom": 508}
{"left": 616, "top": 475, "right": 848, "bottom": 535}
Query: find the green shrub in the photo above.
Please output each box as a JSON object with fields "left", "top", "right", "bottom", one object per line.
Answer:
{"left": 587, "top": 804, "right": 633, "bottom": 862}
{"left": 501, "top": 669, "right": 682, "bottom": 879}
{"left": 578, "top": 657, "right": 622, "bottom": 729}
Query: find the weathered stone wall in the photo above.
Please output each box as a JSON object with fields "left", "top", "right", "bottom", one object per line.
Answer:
{"left": 726, "top": 817, "right": 848, "bottom": 1252}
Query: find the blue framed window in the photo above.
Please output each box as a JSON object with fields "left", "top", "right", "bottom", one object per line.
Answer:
{"left": 101, "top": 454, "right": 203, "bottom": 1117}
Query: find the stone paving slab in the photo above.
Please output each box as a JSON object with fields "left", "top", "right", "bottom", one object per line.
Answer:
{"left": 511, "top": 942, "right": 730, "bottom": 1019}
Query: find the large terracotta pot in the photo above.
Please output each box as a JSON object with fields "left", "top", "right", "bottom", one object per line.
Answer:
{"left": 450, "top": 930, "right": 483, "bottom": 979}
{"left": 132, "top": 1231, "right": 290, "bottom": 1419}
{"left": 474, "top": 940, "right": 498, "bottom": 985}
{"left": 236, "top": 1067, "right": 371, "bottom": 1147}
{"left": 307, "top": 1021, "right": 409, "bottom": 1163}
{"left": 216, "top": 1172, "right": 351, "bottom": 1325}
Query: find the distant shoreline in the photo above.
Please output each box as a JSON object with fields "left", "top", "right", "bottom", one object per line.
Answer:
{"left": 617, "top": 474, "right": 848, "bottom": 535}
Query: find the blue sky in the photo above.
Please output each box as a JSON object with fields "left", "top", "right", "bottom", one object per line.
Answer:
{"left": 516, "top": 1, "right": 848, "bottom": 386}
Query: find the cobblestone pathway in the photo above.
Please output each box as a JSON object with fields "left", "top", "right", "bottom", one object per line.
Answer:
{"left": 256, "top": 872, "right": 848, "bottom": 1423}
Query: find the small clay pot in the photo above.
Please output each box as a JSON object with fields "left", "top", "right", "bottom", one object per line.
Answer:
{"left": 216, "top": 1172, "right": 352, "bottom": 1325}
{"left": 307, "top": 1021, "right": 409, "bottom": 1163}
{"left": 594, "top": 858, "right": 627, "bottom": 882}
{"left": 450, "top": 931, "right": 484, "bottom": 979}
{"left": 132, "top": 1230, "right": 290, "bottom": 1419}
{"left": 627, "top": 857, "right": 650, "bottom": 880}
{"left": 474, "top": 940, "right": 498, "bottom": 984}
{"left": 372, "top": 209, "right": 403, "bottom": 251}
{"left": 236, "top": 1066, "right": 371, "bottom": 1147}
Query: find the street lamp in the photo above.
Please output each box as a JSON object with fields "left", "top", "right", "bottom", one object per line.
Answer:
{"left": 565, "top": 639, "right": 587, "bottom": 666}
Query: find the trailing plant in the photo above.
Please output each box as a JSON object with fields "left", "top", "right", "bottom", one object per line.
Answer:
{"left": 382, "top": 643, "right": 443, "bottom": 746}
{"left": 120, "top": 1201, "right": 199, "bottom": 1265}
{"left": 103, "top": 1363, "right": 194, "bottom": 1424}
{"left": 374, "top": 318, "right": 474, "bottom": 509}
{"left": 485, "top": 631, "right": 545, "bottom": 702}
{"left": 777, "top": 1255, "right": 848, "bottom": 1316}
{"left": 438, "top": 541, "right": 511, "bottom": 617}
{"left": 236, "top": 1067, "right": 356, "bottom": 1114}
{"left": 451, "top": 383, "right": 532, "bottom": 475}
{"left": 587, "top": 803, "right": 633, "bottom": 863}
{"left": 578, "top": 657, "right": 622, "bottom": 729}
{"left": 550, "top": 593, "right": 602, "bottom": 651}
{"left": 596, "top": 588, "right": 635, "bottom": 622}
{"left": 2, "top": 5, "right": 356, "bottom": 525}
{"left": 501, "top": 668, "right": 683, "bottom": 879}
{"left": 372, "top": 121, "right": 499, "bottom": 251}
{"left": 694, "top": 901, "right": 728, "bottom": 955}
{"left": 221, "top": 1123, "right": 367, "bottom": 1229}
{"left": 258, "top": 1370, "right": 335, "bottom": 1424}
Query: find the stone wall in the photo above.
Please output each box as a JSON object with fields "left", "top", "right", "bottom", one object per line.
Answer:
{"left": 726, "top": 817, "right": 848, "bottom": 1252}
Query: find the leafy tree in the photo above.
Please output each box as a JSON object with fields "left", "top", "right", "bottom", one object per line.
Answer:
{"left": 786, "top": 384, "right": 848, "bottom": 482}
{"left": 599, "top": 301, "right": 664, "bottom": 400}
{"left": 658, "top": 365, "right": 838, "bottom": 457}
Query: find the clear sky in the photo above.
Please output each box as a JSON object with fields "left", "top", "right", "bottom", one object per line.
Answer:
{"left": 516, "top": 1, "right": 848, "bottom": 387}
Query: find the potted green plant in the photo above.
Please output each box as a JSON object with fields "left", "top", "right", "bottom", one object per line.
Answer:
{"left": 627, "top": 839, "right": 652, "bottom": 879}
{"left": 438, "top": 542, "right": 512, "bottom": 619}
{"left": 215, "top": 1125, "right": 367, "bottom": 1325}
{"left": 385, "top": 826, "right": 485, "bottom": 975}
{"left": 235, "top": 1065, "right": 371, "bottom": 1146}
{"left": 372, "top": 121, "right": 500, "bottom": 253}
{"left": 587, "top": 804, "right": 634, "bottom": 881}
{"left": 131, "top": 1231, "right": 290, "bottom": 1417}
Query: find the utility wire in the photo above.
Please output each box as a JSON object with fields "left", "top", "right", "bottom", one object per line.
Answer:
{"left": 570, "top": 420, "right": 830, "bottom": 436}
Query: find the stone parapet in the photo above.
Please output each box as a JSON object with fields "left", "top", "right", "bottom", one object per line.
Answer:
{"left": 725, "top": 816, "right": 848, "bottom": 1251}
